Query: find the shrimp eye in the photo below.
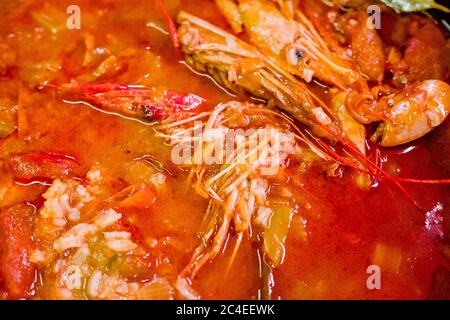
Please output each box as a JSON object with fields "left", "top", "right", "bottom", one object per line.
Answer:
{"left": 295, "top": 48, "right": 305, "bottom": 60}
{"left": 287, "top": 47, "right": 304, "bottom": 65}
{"left": 142, "top": 105, "right": 154, "bottom": 119}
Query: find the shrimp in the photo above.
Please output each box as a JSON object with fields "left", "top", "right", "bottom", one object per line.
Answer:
{"left": 158, "top": 101, "right": 319, "bottom": 293}
{"left": 218, "top": 0, "right": 369, "bottom": 93}
{"left": 177, "top": 11, "right": 367, "bottom": 154}
{"left": 376, "top": 80, "right": 450, "bottom": 147}
{"left": 57, "top": 80, "right": 204, "bottom": 122}
{"left": 214, "top": 0, "right": 450, "bottom": 146}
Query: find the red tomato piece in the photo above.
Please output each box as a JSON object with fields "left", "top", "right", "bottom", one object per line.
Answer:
{"left": 0, "top": 204, "right": 36, "bottom": 299}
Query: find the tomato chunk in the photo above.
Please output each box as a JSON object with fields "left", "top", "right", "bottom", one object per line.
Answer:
{"left": 0, "top": 204, "right": 36, "bottom": 299}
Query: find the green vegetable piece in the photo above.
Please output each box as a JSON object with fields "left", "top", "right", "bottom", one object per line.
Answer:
{"left": 263, "top": 206, "right": 294, "bottom": 268}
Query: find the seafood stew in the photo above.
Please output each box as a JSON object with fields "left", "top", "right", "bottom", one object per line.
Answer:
{"left": 0, "top": 0, "right": 449, "bottom": 300}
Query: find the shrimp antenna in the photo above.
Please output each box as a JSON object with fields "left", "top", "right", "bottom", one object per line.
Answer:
{"left": 155, "top": 0, "right": 183, "bottom": 59}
